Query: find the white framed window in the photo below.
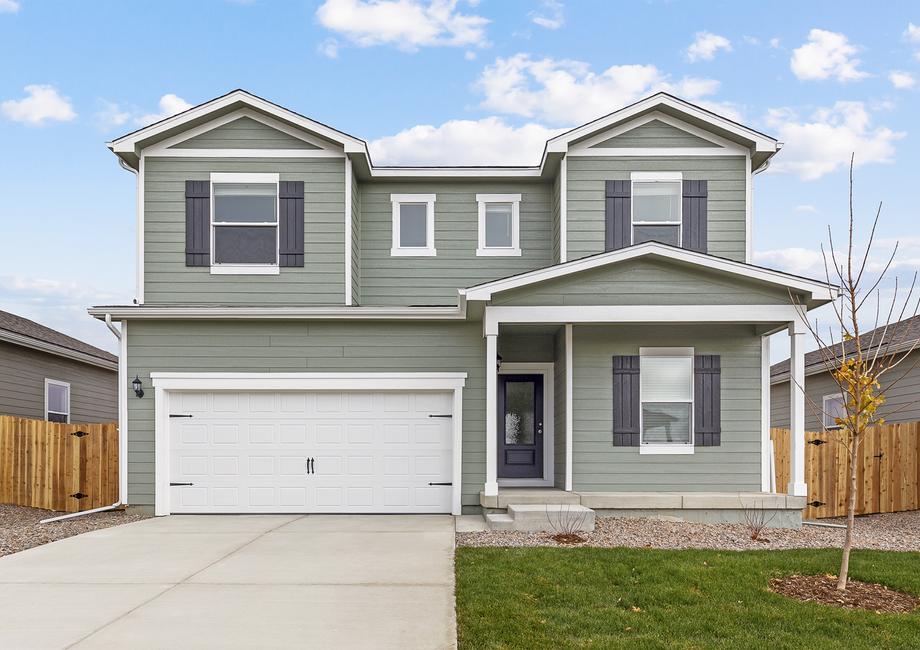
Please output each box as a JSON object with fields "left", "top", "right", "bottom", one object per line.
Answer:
{"left": 639, "top": 347, "right": 694, "bottom": 454}
{"left": 44, "top": 379, "right": 70, "bottom": 423}
{"left": 631, "top": 172, "right": 682, "bottom": 247}
{"left": 210, "top": 172, "right": 280, "bottom": 275}
{"left": 476, "top": 193, "right": 522, "bottom": 256}
{"left": 823, "top": 393, "right": 846, "bottom": 430}
{"left": 390, "top": 194, "right": 436, "bottom": 256}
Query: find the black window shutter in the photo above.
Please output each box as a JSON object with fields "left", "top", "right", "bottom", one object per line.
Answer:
{"left": 605, "top": 180, "right": 631, "bottom": 251}
{"left": 612, "top": 355, "right": 640, "bottom": 446}
{"left": 279, "top": 181, "right": 305, "bottom": 267}
{"left": 681, "top": 180, "right": 708, "bottom": 253}
{"left": 185, "top": 181, "right": 210, "bottom": 267}
{"left": 694, "top": 354, "right": 721, "bottom": 446}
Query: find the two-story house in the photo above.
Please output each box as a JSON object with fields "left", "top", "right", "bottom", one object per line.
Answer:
{"left": 91, "top": 90, "right": 834, "bottom": 526}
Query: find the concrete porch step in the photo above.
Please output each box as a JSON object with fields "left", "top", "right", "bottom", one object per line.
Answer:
{"left": 480, "top": 488, "right": 582, "bottom": 509}
{"left": 483, "top": 504, "right": 596, "bottom": 532}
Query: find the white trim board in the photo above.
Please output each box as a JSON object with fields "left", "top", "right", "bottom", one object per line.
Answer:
{"left": 150, "top": 372, "right": 467, "bottom": 516}
{"left": 344, "top": 157, "right": 353, "bottom": 305}
{"left": 497, "top": 362, "right": 555, "bottom": 488}
{"left": 89, "top": 305, "right": 465, "bottom": 320}
{"left": 462, "top": 242, "right": 838, "bottom": 304}
{"left": 567, "top": 111, "right": 747, "bottom": 154}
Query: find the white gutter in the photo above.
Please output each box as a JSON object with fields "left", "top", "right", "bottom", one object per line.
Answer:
{"left": 46, "top": 314, "right": 128, "bottom": 523}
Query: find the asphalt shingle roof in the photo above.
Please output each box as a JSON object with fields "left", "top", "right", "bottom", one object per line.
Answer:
{"left": 770, "top": 314, "right": 920, "bottom": 381}
{"left": 0, "top": 310, "right": 117, "bottom": 364}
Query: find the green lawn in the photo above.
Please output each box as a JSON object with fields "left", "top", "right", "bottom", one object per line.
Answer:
{"left": 456, "top": 547, "right": 920, "bottom": 649}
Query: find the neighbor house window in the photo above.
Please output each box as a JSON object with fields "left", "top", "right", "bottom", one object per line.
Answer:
{"left": 211, "top": 173, "right": 279, "bottom": 274}
{"left": 391, "top": 194, "right": 436, "bottom": 256}
{"left": 823, "top": 393, "right": 846, "bottom": 430}
{"left": 631, "top": 172, "right": 682, "bottom": 246}
{"left": 639, "top": 347, "right": 693, "bottom": 448}
{"left": 44, "top": 379, "right": 70, "bottom": 423}
{"left": 476, "top": 193, "right": 521, "bottom": 256}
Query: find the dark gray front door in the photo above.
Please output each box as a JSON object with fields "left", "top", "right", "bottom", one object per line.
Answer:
{"left": 498, "top": 374, "right": 544, "bottom": 479}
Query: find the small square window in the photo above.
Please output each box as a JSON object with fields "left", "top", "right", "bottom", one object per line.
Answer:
{"left": 823, "top": 394, "right": 846, "bottom": 429}
{"left": 391, "top": 194, "right": 436, "bottom": 256}
{"left": 477, "top": 194, "right": 521, "bottom": 256}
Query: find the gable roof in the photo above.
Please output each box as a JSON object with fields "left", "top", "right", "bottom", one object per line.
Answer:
{"left": 109, "top": 90, "right": 781, "bottom": 178}
{"left": 460, "top": 242, "right": 837, "bottom": 309}
{"left": 0, "top": 310, "right": 117, "bottom": 370}
{"left": 770, "top": 314, "right": 920, "bottom": 383}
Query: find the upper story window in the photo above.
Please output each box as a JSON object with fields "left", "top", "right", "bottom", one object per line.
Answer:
{"left": 631, "top": 172, "right": 682, "bottom": 247}
{"left": 211, "top": 173, "right": 280, "bottom": 275}
{"left": 639, "top": 347, "right": 693, "bottom": 449}
{"left": 45, "top": 379, "right": 70, "bottom": 423}
{"left": 391, "top": 194, "right": 436, "bottom": 257}
{"left": 476, "top": 193, "right": 521, "bottom": 257}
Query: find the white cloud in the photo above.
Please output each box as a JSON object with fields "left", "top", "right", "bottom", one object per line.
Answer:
{"left": 464, "top": 50, "right": 476, "bottom": 60}
{"left": 0, "top": 0, "right": 19, "bottom": 13}
{"left": 889, "top": 70, "right": 916, "bottom": 89}
{"left": 135, "top": 93, "right": 193, "bottom": 126}
{"left": 315, "top": 0, "right": 489, "bottom": 52}
{"left": 686, "top": 31, "right": 732, "bottom": 62}
{"left": 741, "top": 35, "right": 760, "bottom": 46}
{"left": 764, "top": 101, "right": 904, "bottom": 180}
{"left": 1, "top": 84, "right": 76, "bottom": 126}
{"left": 94, "top": 100, "right": 131, "bottom": 129}
{"left": 369, "top": 117, "right": 563, "bottom": 165}
{"left": 476, "top": 54, "right": 736, "bottom": 125}
{"left": 754, "top": 247, "right": 829, "bottom": 276}
{"left": 318, "top": 38, "right": 340, "bottom": 58}
{"left": 530, "top": 0, "right": 564, "bottom": 30}
{"left": 790, "top": 29, "right": 868, "bottom": 82}
{"left": 795, "top": 204, "right": 818, "bottom": 213}
{"left": 769, "top": 37, "right": 781, "bottom": 49}
{"left": 906, "top": 22, "right": 920, "bottom": 43}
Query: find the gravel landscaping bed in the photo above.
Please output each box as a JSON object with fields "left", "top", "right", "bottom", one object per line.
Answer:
{"left": 0, "top": 504, "right": 150, "bottom": 557}
{"left": 457, "top": 510, "right": 920, "bottom": 552}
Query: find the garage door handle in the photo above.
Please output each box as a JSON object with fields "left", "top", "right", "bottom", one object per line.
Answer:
{"left": 169, "top": 414, "right": 193, "bottom": 418}
{"left": 170, "top": 482, "right": 194, "bottom": 486}
{"left": 306, "top": 457, "right": 314, "bottom": 475}
{"left": 428, "top": 414, "right": 452, "bottom": 418}
{"left": 428, "top": 482, "right": 452, "bottom": 486}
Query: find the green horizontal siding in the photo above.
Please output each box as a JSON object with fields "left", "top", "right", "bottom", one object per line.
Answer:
{"left": 125, "top": 320, "right": 485, "bottom": 507}
{"left": 572, "top": 324, "right": 762, "bottom": 492}
{"left": 171, "top": 117, "right": 318, "bottom": 150}
{"left": 590, "top": 120, "right": 720, "bottom": 149}
{"left": 492, "top": 258, "right": 790, "bottom": 306}
{"left": 566, "top": 156, "right": 747, "bottom": 262}
{"left": 358, "top": 181, "right": 553, "bottom": 305}
{"left": 144, "top": 157, "right": 345, "bottom": 305}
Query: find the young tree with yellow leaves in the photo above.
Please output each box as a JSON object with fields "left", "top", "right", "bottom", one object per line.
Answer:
{"left": 791, "top": 158, "right": 919, "bottom": 591}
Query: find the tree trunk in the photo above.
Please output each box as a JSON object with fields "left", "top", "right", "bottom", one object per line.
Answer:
{"left": 837, "top": 438, "right": 860, "bottom": 590}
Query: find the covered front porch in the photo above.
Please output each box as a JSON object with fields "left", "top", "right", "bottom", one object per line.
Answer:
{"left": 457, "top": 244, "right": 838, "bottom": 526}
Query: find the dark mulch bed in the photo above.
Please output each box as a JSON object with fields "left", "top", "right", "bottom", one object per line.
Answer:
{"left": 770, "top": 574, "right": 920, "bottom": 613}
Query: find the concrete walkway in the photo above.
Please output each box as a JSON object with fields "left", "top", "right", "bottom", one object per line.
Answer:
{"left": 0, "top": 515, "right": 456, "bottom": 649}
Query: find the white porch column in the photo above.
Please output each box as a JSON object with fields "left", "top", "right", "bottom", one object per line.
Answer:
{"left": 564, "top": 324, "right": 573, "bottom": 491}
{"left": 760, "top": 334, "right": 772, "bottom": 492}
{"left": 484, "top": 333, "right": 499, "bottom": 496}
{"left": 788, "top": 319, "right": 807, "bottom": 496}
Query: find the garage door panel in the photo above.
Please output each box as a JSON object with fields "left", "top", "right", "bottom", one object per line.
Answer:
{"left": 169, "top": 390, "right": 453, "bottom": 514}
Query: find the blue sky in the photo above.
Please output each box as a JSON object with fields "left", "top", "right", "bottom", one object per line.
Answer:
{"left": 0, "top": 0, "right": 918, "bottom": 359}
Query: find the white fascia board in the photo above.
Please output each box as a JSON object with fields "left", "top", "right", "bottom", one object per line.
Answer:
{"left": 0, "top": 330, "right": 117, "bottom": 371}
{"left": 484, "top": 304, "right": 805, "bottom": 335}
{"left": 150, "top": 372, "right": 467, "bottom": 392}
{"left": 371, "top": 167, "right": 542, "bottom": 178}
{"left": 88, "top": 305, "right": 465, "bottom": 320}
{"left": 461, "top": 243, "right": 838, "bottom": 302}
{"left": 110, "top": 90, "right": 366, "bottom": 154}
{"left": 545, "top": 94, "right": 779, "bottom": 158}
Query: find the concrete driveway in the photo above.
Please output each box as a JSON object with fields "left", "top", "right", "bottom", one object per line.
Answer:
{"left": 0, "top": 515, "right": 456, "bottom": 649}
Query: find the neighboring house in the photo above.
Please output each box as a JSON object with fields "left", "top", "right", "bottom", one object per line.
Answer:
{"left": 0, "top": 310, "right": 117, "bottom": 423}
{"left": 771, "top": 315, "right": 920, "bottom": 431}
{"left": 90, "top": 90, "right": 835, "bottom": 525}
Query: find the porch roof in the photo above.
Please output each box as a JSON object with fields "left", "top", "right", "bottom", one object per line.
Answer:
{"left": 459, "top": 243, "right": 838, "bottom": 311}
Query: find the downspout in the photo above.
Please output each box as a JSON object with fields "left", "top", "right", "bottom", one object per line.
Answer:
{"left": 42, "top": 314, "right": 125, "bottom": 523}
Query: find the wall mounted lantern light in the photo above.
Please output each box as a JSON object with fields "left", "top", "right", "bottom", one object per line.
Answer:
{"left": 132, "top": 375, "right": 145, "bottom": 399}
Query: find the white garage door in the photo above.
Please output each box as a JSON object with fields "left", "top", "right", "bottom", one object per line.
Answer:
{"left": 168, "top": 390, "right": 453, "bottom": 513}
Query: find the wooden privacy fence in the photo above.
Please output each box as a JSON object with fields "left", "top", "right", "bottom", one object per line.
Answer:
{"left": 771, "top": 423, "right": 920, "bottom": 520}
{"left": 0, "top": 415, "right": 118, "bottom": 513}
